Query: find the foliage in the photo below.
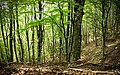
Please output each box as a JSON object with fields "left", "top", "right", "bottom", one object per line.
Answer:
{"left": 0, "top": 0, "right": 120, "bottom": 63}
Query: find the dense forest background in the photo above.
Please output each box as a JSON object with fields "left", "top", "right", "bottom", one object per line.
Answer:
{"left": 0, "top": 0, "right": 120, "bottom": 74}
{"left": 0, "top": 0, "right": 120, "bottom": 63}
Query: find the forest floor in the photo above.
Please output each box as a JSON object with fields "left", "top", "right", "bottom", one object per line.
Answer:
{"left": 0, "top": 61, "right": 120, "bottom": 75}
{"left": 0, "top": 34, "right": 120, "bottom": 75}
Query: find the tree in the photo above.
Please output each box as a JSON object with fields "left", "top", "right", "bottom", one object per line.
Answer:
{"left": 31, "top": 4, "right": 35, "bottom": 63}
{"left": 0, "top": 4, "right": 9, "bottom": 62}
{"left": 73, "top": 0, "right": 85, "bottom": 61}
{"left": 16, "top": 3, "right": 24, "bottom": 62}
{"left": 101, "top": 0, "right": 111, "bottom": 56}
{"left": 37, "top": 1, "right": 43, "bottom": 62}
{"left": 66, "top": 0, "right": 70, "bottom": 62}
{"left": 9, "top": 2, "right": 13, "bottom": 62}
{"left": 13, "top": 13, "right": 18, "bottom": 62}
{"left": 25, "top": 5, "right": 30, "bottom": 62}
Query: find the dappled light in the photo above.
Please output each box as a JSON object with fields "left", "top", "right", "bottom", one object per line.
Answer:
{"left": 0, "top": 0, "right": 120, "bottom": 75}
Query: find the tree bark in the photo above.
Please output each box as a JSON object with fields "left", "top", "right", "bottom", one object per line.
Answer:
{"left": 52, "top": 23, "right": 55, "bottom": 62}
{"left": 69, "top": 1, "right": 74, "bottom": 62}
{"left": 9, "top": 4, "right": 13, "bottom": 62}
{"left": 0, "top": 5, "right": 9, "bottom": 61}
{"left": 25, "top": 5, "right": 30, "bottom": 62}
{"left": 38, "top": 1, "right": 43, "bottom": 62}
{"left": 16, "top": 4, "right": 24, "bottom": 62}
{"left": 73, "top": 0, "right": 85, "bottom": 61}
{"left": 66, "top": 0, "right": 70, "bottom": 62}
{"left": 102, "top": 0, "right": 111, "bottom": 56}
{"left": 13, "top": 14, "right": 18, "bottom": 62}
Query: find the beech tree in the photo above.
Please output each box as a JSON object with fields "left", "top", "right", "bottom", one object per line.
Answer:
{"left": 73, "top": 0, "right": 85, "bottom": 61}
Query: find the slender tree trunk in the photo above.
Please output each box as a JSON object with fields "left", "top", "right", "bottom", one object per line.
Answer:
{"left": 42, "top": 0, "right": 45, "bottom": 63}
{"left": 52, "top": 25, "right": 55, "bottom": 62}
{"left": 66, "top": 0, "right": 70, "bottom": 62}
{"left": 93, "top": 3, "right": 98, "bottom": 46}
{"left": 31, "top": 9, "right": 35, "bottom": 63}
{"left": 59, "top": 37, "right": 62, "bottom": 62}
{"left": 85, "top": 24, "right": 88, "bottom": 45}
{"left": 94, "top": 10, "right": 98, "bottom": 46}
{"left": 5, "top": 24, "right": 10, "bottom": 59}
{"left": 102, "top": 0, "right": 111, "bottom": 56}
{"left": 51, "top": 23, "right": 55, "bottom": 62}
{"left": 69, "top": 22, "right": 74, "bottom": 62}
{"left": 13, "top": 14, "right": 18, "bottom": 62}
{"left": 102, "top": 0, "right": 106, "bottom": 56}
{"left": 25, "top": 14, "right": 30, "bottom": 62}
{"left": 58, "top": 2, "right": 70, "bottom": 62}
{"left": 26, "top": 30, "right": 30, "bottom": 61}
{"left": 25, "top": 5, "right": 30, "bottom": 62}
{"left": 38, "top": 1, "right": 42, "bottom": 62}
{"left": 43, "top": 26, "right": 45, "bottom": 63}
{"left": 32, "top": 26, "right": 35, "bottom": 63}
{"left": 69, "top": 1, "right": 74, "bottom": 62}
{"left": 9, "top": 4, "right": 13, "bottom": 62}
{"left": 16, "top": 4, "right": 24, "bottom": 62}
{"left": 31, "top": 4, "right": 37, "bottom": 63}
{"left": 0, "top": 8, "right": 9, "bottom": 62}
{"left": 94, "top": 24, "right": 98, "bottom": 46}
{"left": 0, "top": 8, "right": 5, "bottom": 61}
{"left": 58, "top": 4, "right": 64, "bottom": 62}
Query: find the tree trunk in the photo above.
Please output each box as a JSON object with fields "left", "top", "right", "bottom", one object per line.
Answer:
{"left": 52, "top": 23, "right": 55, "bottom": 62}
{"left": 0, "top": 6, "right": 9, "bottom": 62}
{"left": 38, "top": 1, "right": 43, "bottom": 62}
{"left": 59, "top": 37, "right": 62, "bottom": 62}
{"left": 9, "top": 4, "right": 13, "bottom": 62}
{"left": 94, "top": 6, "right": 98, "bottom": 46}
{"left": 5, "top": 24, "right": 10, "bottom": 60}
{"left": 25, "top": 5, "right": 30, "bottom": 62}
{"left": 32, "top": 26, "right": 35, "bottom": 63}
{"left": 73, "top": 0, "right": 85, "bottom": 61}
{"left": 85, "top": 24, "right": 88, "bottom": 45}
{"left": 43, "top": 26, "right": 45, "bottom": 63}
{"left": 13, "top": 14, "right": 18, "bottom": 62}
{"left": 102, "top": 0, "right": 111, "bottom": 56}
{"left": 16, "top": 4, "right": 24, "bottom": 62}
{"left": 66, "top": 0, "right": 70, "bottom": 62}
{"left": 69, "top": 1, "right": 74, "bottom": 62}
{"left": 31, "top": 4, "right": 37, "bottom": 63}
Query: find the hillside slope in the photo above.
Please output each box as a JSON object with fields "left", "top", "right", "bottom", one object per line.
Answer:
{"left": 81, "top": 34, "right": 120, "bottom": 70}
